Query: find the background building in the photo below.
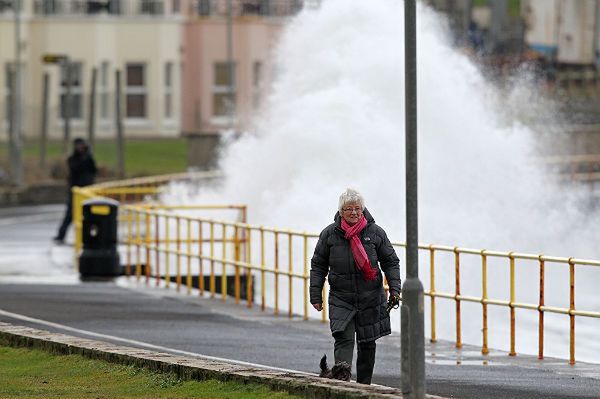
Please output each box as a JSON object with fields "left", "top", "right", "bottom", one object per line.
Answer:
{"left": 522, "top": 0, "right": 600, "bottom": 66}
{"left": 0, "top": 0, "right": 319, "bottom": 145}
{"left": 0, "top": 0, "right": 183, "bottom": 141}
{"left": 181, "top": 0, "right": 301, "bottom": 136}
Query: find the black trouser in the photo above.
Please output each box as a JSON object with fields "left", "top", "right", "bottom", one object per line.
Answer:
{"left": 333, "top": 316, "right": 376, "bottom": 384}
{"left": 56, "top": 190, "right": 73, "bottom": 240}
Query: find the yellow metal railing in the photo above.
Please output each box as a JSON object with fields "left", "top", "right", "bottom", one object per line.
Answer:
{"left": 412, "top": 244, "right": 600, "bottom": 365}
{"left": 120, "top": 206, "right": 323, "bottom": 321}
{"left": 72, "top": 172, "right": 600, "bottom": 365}
{"left": 72, "top": 171, "right": 222, "bottom": 259}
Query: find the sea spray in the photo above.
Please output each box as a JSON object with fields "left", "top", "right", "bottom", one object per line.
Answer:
{"left": 162, "top": 0, "right": 600, "bottom": 362}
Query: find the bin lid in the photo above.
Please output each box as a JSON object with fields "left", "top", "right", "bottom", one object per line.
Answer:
{"left": 82, "top": 198, "right": 120, "bottom": 208}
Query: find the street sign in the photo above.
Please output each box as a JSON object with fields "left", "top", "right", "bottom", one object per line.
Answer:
{"left": 42, "top": 54, "right": 68, "bottom": 64}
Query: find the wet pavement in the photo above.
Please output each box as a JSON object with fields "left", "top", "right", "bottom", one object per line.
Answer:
{"left": 1, "top": 205, "right": 600, "bottom": 398}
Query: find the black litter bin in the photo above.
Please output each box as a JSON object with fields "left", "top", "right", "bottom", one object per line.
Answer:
{"left": 79, "top": 198, "right": 121, "bottom": 276}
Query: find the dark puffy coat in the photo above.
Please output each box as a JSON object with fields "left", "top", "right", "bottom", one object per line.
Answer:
{"left": 68, "top": 151, "right": 97, "bottom": 187}
{"left": 310, "top": 209, "right": 401, "bottom": 343}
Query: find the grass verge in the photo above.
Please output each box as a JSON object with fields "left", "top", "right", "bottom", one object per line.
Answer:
{"left": 0, "top": 138, "right": 188, "bottom": 182}
{"left": 0, "top": 345, "right": 301, "bottom": 399}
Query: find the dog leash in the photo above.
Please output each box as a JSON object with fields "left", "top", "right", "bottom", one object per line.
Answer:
{"left": 386, "top": 292, "right": 402, "bottom": 313}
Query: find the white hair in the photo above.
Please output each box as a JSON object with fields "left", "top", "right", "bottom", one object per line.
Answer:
{"left": 338, "top": 188, "right": 365, "bottom": 212}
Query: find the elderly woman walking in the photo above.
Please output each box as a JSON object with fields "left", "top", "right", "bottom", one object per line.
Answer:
{"left": 310, "top": 188, "right": 401, "bottom": 384}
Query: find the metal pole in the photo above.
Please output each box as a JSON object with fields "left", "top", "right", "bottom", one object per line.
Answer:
{"left": 88, "top": 67, "right": 97, "bottom": 149}
{"left": 40, "top": 72, "right": 49, "bottom": 170}
{"left": 63, "top": 59, "right": 72, "bottom": 155}
{"left": 7, "top": 67, "right": 14, "bottom": 155}
{"left": 226, "top": 0, "right": 234, "bottom": 131}
{"left": 463, "top": 0, "right": 473, "bottom": 45}
{"left": 10, "top": 0, "right": 23, "bottom": 187}
{"left": 115, "top": 70, "right": 125, "bottom": 179}
{"left": 489, "top": 0, "right": 507, "bottom": 54}
{"left": 401, "top": 0, "right": 425, "bottom": 398}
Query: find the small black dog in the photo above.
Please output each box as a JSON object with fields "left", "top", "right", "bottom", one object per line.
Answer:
{"left": 319, "top": 354, "right": 352, "bottom": 381}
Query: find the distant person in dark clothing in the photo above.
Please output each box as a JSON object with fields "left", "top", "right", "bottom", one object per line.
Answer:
{"left": 467, "top": 21, "right": 484, "bottom": 54}
{"left": 53, "top": 138, "right": 97, "bottom": 244}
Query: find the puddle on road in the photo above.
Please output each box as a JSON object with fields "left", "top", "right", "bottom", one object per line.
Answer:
{"left": 426, "top": 359, "right": 506, "bottom": 366}
{"left": 427, "top": 351, "right": 509, "bottom": 366}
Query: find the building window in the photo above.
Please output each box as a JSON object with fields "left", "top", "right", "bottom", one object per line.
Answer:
{"left": 86, "top": 0, "right": 112, "bottom": 15}
{"left": 164, "top": 62, "right": 173, "bottom": 119}
{"left": 140, "top": 0, "right": 163, "bottom": 15}
{"left": 99, "top": 61, "right": 110, "bottom": 120}
{"left": 197, "top": 0, "right": 211, "bottom": 16}
{"left": 170, "top": 0, "right": 181, "bottom": 13}
{"left": 241, "top": 1, "right": 264, "bottom": 16}
{"left": 0, "top": 0, "right": 15, "bottom": 15}
{"left": 126, "top": 63, "right": 147, "bottom": 118}
{"left": 212, "top": 62, "right": 236, "bottom": 117}
{"left": 60, "top": 62, "right": 83, "bottom": 119}
{"left": 253, "top": 61, "right": 262, "bottom": 109}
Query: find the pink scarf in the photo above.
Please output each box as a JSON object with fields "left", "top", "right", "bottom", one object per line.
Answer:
{"left": 341, "top": 215, "right": 377, "bottom": 281}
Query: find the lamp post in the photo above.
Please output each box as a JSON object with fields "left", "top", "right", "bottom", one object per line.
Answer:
{"left": 226, "top": 0, "right": 234, "bottom": 131}
{"left": 42, "top": 54, "right": 70, "bottom": 154}
{"left": 9, "top": 0, "right": 23, "bottom": 187}
{"left": 401, "top": 0, "right": 425, "bottom": 398}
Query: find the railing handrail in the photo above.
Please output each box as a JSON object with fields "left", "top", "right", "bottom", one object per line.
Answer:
{"left": 120, "top": 204, "right": 600, "bottom": 268}
{"left": 544, "top": 154, "right": 600, "bottom": 164}
{"left": 90, "top": 170, "right": 223, "bottom": 190}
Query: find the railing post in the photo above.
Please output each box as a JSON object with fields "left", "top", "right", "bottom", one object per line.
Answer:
{"left": 303, "top": 234, "right": 308, "bottom": 321}
{"left": 187, "top": 219, "right": 192, "bottom": 295}
{"left": 135, "top": 211, "right": 142, "bottom": 281}
{"left": 481, "top": 250, "right": 489, "bottom": 355}
{"left": 246, "top": 225, "right": 252, "bottom": 308}
{"left": 199, "top": 221, "right": 205, "bottom": 295}
{"left": 288, "top": 232, "right": 293, "bottom": 319}
{"left": 222, "top": 223, "right": 227, "bottom": 301}
{"left": 234, "top": 224, "right": 240, "bottom": 304}
{"left": 165, "top": 215, "right": 170, "bottom": 288}
{"left": 429, "top": 246, "right": 436, "bottom": 343}
{"left": 126, "top": 208, "right": 132, "bottom": 277}
{"left": 145, "top": 212, "right": 151, "bottom": 284}
{"left": 454, "top": 247, "right": 462, "bottom": 348}
{"left": 176, "top": 216, "right": 181, "bottom": 291}
{"left": 210, "top": 221, "right": 215, "bottom": 298}
{"left": 260, "top": 226, "right": 265, "bottom": 311}
{"left": 509, "top": 252, "right": 516, "bottom": 356}
{"left": 274, "top": 231, "right": 279, "bottom": 315}
{"left": 538, "top": 255, "right": 545, "bottom": 360}
{"left": 569, "top": 258, "right": 576, "bottom": 365}
{"left": 240, "top": 207, "right": 247, "bottom": 263}
{"left": 155, "top": 214, "right": 160, "bottom": 287}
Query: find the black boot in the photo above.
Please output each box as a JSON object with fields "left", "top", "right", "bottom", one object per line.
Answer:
{"left": 356, "top": 340, "right": 376, "bottom": 384}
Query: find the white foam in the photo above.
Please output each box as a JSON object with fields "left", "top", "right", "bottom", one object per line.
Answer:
{"left": 163, "top": 0, "right": 600, "bottom": 363}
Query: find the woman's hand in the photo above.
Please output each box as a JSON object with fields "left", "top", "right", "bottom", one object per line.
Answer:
{"left": 313, "top": 303, "right": 323, "bottom": 311}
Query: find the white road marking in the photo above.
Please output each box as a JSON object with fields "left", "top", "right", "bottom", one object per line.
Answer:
{"left": 0, "top": 308, "right": 316, "bottom": 376}
{"left": 0, "top": 213, "right": 62, "bottom": 226}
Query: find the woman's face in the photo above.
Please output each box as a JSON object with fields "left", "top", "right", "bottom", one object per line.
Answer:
{"left": 340, "top": 201, "right": 363, "bottom": 226}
